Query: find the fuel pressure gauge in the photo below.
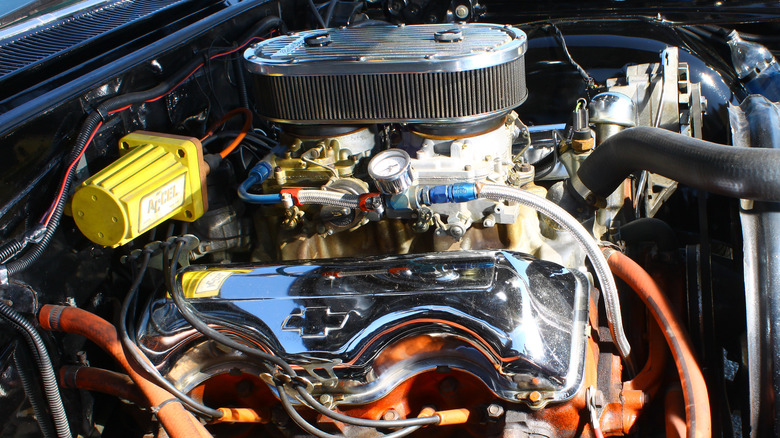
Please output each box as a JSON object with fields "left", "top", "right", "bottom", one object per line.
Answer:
{"left": 367, "top": 149, "right": 415, "bottom": 195}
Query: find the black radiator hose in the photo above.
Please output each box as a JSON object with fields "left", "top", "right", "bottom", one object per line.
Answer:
{"left": 576, "top": 127, "right": 780, "bottom": 201}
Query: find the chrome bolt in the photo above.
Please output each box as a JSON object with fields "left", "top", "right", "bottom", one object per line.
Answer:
{"left": 319, "top": 394, "right": 334, "bottom": 408}
{"left": 449, "top": 225, "right": 465, "bottom": 239}
{"left": 486, "top": 404, "right": 504, "bottom": 418}
{"left": 454, "top": 5, "right": 469, "bottom": 19}
{"left": 382, "top": 409, "right": 400, "bottom": 421}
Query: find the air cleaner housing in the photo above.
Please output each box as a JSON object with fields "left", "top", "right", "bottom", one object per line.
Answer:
{"left": 244, "top": 23, "right": 527, "bottom": 124}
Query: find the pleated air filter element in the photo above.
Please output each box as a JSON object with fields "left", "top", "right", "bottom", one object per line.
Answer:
{"left": 244, "top": 24, "right": 527, "bottom": 124}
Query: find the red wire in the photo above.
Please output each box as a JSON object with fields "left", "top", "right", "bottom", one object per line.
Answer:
{"left": 109, "top": 105, "right": 132, "bottom": 114}
{"left": 143, "top": 36, "right": 264, "bottom": 104}
{"left": 42, "top": 121, "right": 103, "bottom": 227}
{"left": 39, "top": 33, "right": 271, "bottom": 228}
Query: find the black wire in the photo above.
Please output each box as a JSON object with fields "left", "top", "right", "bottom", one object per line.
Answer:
{"left": 324, "top": 0, "right": 338, "bottom": 27}
{"left": 250, "top": 132, "right": 280, "bottom": 147}
{"left": 294, "top": 386, "right": 440, "bottom": 428}
{"left": 533, "top": 134, "right": 561, "bottom": 180}
{"left": 118, "top": 251, "right": 223, "bottom": 419}
{"left": 276, "top": 384, "right": 341, "bottom": 438}
{"left": 165, "top": 239, "right": 297, "bottom": 375}
{"left": 694, "top": 23, "right": 780, "bottom": 43}
{"left": 165, "top": 238, "right": 441, "bottom": 434}
{"left": 308, "top": 0, "right": 327, "bottom": 28}
{"left": 239, "top": 144, "right": 263, "bottom": 169}
{"left": 276, "top": 385, "right": 424, "bottom": 438}
{"left": 673, "top": 26, "right": 748, "bottom": 96}
{"left": 547, "top": 23, "right": 596, "bottom": 88}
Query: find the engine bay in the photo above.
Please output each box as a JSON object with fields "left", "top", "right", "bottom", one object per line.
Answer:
{"left": 1, "top": 1, "right": 776, "bottom": 437}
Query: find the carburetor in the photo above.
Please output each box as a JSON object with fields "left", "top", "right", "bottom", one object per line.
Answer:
{"left": 244, "top": 23, "right": 530, "bottom": 239}
{"left": 369, "top": 113, "right": 527, "bottom": 239}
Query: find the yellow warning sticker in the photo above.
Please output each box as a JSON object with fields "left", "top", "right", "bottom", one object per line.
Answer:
{"left": 180, "top": 269, "right": 250, "bottom": 298}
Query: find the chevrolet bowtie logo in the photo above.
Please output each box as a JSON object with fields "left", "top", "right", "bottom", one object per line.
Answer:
{"left": 281, "top": 307, "right": 350, "bottom": 338}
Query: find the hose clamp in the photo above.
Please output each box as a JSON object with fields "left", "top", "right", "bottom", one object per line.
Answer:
{"left": 569, "top": 175, "right": 605, "bottom": 207}
{"left": 152, "top": 397, "right": 180, "bottom": 415}
{"left": 280, "top": 189, "right": 301, "bottom": 206}
{"left": 358, "top": 193, "right": 382, "bottom": 212}
{"left": 24, "top": 226, "right": 47, "bottom": 245}
{"left": 96, "top": 107, "right": 111, "bottom": 122}
{"left": 61, "top": 366, "right": 81, "bottom": 389}
{"left": 47, "top": 305, "right": 65, "bottom": 332}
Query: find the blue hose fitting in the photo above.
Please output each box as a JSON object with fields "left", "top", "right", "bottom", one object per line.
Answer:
{"left": 249, "top": 161, "right": 273, "bottom": 183}
{"left": 449, "top": 182, "right": 478, "bottom": 203}
{"left": 428, "top": 185, "right": 450, "bottom": 204}
{"left": 419, "top": 183, "right": 478, "bottom": 205}
{"left": 238, "top": 162, "right": 283, "bottom": 204}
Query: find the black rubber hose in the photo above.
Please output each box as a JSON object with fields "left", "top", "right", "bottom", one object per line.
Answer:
{"left": 619, "top": 218, "right": 678, "bottom": 251}
{"left": 0, "top": 302, "right": 71, "bottom": 438}
{"left": 14, "top": 342, "right": 57, "bottom": 438}
{"left": 577, "top": 127, "right": 780, "bottom": 201}
{"left": 236, "top": 15, "right": 286, "bottom": 48}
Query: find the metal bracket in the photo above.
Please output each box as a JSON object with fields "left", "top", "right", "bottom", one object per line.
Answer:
{"left": 586, "top": 386, "right": 605, "bottom": 433}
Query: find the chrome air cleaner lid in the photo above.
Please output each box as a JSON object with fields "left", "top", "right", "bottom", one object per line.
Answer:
{"left": 245, "top": 23, "right": 526, "bottom": 75}
{"left": 244, "top": 23, "right": 528, "bottom": 124}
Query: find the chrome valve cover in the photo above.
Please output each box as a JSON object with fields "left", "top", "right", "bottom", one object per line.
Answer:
{"left": 140, "top": 250, "right": 589, "bottom": 407}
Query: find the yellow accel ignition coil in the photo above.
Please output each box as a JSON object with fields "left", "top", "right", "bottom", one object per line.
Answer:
{"left": 72, "top": 131, "right": 208, "bottom": 247}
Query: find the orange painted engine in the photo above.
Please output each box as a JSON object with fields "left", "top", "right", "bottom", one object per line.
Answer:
{"left": 100, "top": 250, "right": 693, "bottom": 438}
